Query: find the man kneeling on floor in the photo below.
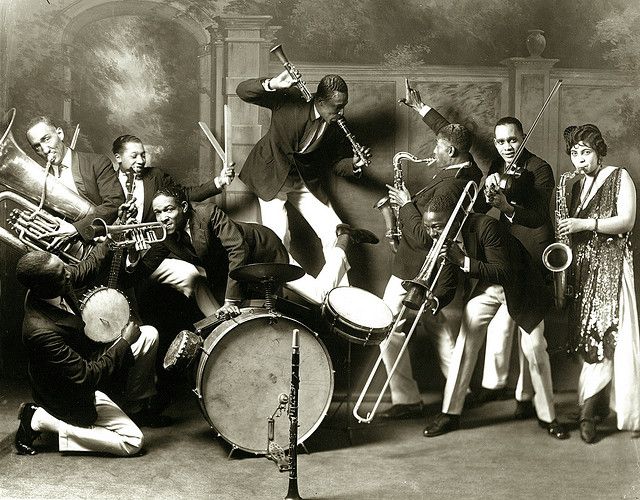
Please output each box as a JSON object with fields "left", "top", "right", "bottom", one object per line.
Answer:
{"left": 14, "top": 249, "right": 159, "bottom": 456}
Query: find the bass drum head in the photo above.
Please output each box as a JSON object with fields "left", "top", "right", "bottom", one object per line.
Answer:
{"left": 196, "top": 310, "right": 334, "bottom": 454}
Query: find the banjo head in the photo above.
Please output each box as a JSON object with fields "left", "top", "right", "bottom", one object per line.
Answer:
{"left": 81, "top": 287, "right": 131, "bottom": 343}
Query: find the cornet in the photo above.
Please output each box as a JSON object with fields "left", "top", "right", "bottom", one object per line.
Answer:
{"left": 353, "top": 181, "right": 478, "bottom": 424}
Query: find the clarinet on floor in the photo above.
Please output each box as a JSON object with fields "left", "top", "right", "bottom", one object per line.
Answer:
{"left": 285, "top": 328, "right": 302, "bottom": 500}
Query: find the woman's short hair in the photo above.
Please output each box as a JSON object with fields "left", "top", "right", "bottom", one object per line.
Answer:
{"left": 563, "top": 124, "right": 607, "bottom": 157}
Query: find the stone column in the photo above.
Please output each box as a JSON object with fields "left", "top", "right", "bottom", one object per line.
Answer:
{"left": 501, "top": 30, "right": 559, "bottom": 166}
{"left": 210, "top": 15, "right": 277, "bottom": 222}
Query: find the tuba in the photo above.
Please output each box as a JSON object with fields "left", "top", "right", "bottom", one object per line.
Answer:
{"left": 354, "top": 181, "right": 478, "bottom": 424}
{"left": 0, "top": 108, "right": 95, "bottom": 262}
{"left": 542, "top": 169, "right": 581, "bottom": 309}
{"left": 375, "top": 152, "right": 436, "bottom": 252}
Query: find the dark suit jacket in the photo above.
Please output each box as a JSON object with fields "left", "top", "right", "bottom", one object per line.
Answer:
{"left": 71, "top": 151, "right": 125, "bottom": 241}
{"left": 140, "top": 203, "right": 289, "bottom": 301}
{"left": 474, "top": 148, "right": 555, "bottom": 264}
{"left": 133, "top": 167, "right": 223, "bottom": 222}
{"left": 392, "top": 108, "right": 483, "bottom": 279}
{"left": 236, "top": 78, "right": 358, "bottom": 203}
{"left": 22, "top": 244, "right": 134, "bottom": 426}
{"left": 435, "top": 214, "right": 552, "bottom": 333}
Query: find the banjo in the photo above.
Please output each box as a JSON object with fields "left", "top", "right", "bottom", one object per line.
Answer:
{"left": 80, "top": 174, "right": 134, "bottom": 343}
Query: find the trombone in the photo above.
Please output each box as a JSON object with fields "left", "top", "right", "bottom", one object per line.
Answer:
{"left": 353, "top": 181, "right": 478, "bottom": 424}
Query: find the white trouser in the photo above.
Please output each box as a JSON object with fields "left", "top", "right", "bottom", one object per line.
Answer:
{"left": 482, "top": 312, "right": 534, "bottom": 401}
{"left": 258, "top": 173, "right": 346, "bottom": 277}
{"left": 56, "top": 329, "right": 157, "bottom": 455}
{"left": 380, "top": 275, "right": 457, "bottom": 405}
{"left": 57, "top": 391, "right": 143, "bottom": 456}
{"left": 442, "top": 284, "right": 555, "bottom": 423}
{"left": 149, "top": 258, "right": 220, "bottom": 316}
{"left": 285, "top": 248, "right": 350, "bottom": 305}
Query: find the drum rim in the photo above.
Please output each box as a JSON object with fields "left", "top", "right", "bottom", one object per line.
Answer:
{"left": 324, "top": 286, "right": 393, "bottom": 334}
{"left": 195, "top": 307, "right": 334, "bottom": 454}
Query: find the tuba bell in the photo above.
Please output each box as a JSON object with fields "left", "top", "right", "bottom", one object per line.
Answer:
{"left": 0, "top": 108, "right": 96, "bottom": 262}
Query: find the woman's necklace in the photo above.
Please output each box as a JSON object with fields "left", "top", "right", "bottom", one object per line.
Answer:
{"left": 576, "top": 166, "right": 602, "bottom": 215}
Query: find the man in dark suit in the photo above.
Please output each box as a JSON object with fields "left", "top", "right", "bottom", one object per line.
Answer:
{"left": 236, "top": 71, "right": 369, "bottom": 263}
{"left": 374, "top": 81, "right": 483, "bottom": 420}
{"left": 112, "top": 134, "right": 234, "bottom": 316}
{"left": 25, "top": 116, "right": 125, "bottom": 241}
{"left": 420, "top": 193, "right": 568, "bottom": 440}
{"left": 14, "top": 247, "right": 159, "bottom": 456}
{"left": 472, "top": 116, "right": 555, "bottom": 416}
{"left": 136, "top": 186, "right": 376, "bottom": 317}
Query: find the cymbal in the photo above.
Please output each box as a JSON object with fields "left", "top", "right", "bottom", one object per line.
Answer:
{"left": 229, "top": 262, "right": 305, "bottom": 284}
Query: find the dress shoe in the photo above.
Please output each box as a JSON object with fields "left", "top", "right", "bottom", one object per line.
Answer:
{"left": 579, "top": 418, "right": 597, "bottom": 443}
{"left": 538, "top": 419, "right": 570, "bottom": 440}
{"left": 378, "top": 402, "right": 423, "bottom": 420}
{"left": 514, "top": 400, "right": 536, "bottom": 420}
{"left": 336, "top": 224, "right": 379, "bottom": 245}
{"left": 15, "top": 403, "right": 40, "bottom": 455}
{"left": 423, "top": 413, "right": 460, "bottom": 437}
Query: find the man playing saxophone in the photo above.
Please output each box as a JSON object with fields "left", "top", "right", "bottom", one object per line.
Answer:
{"left": 375, "top": 80, "right": 482, "bottom": 420}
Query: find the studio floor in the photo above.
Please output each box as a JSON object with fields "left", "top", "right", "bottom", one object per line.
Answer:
{"left": 0, "top": 378, "right": 638, "bottom": 500}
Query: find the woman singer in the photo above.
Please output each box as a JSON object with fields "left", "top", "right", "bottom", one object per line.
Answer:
{"left": 558, "top": 123, "right": 640, "bottom": 444}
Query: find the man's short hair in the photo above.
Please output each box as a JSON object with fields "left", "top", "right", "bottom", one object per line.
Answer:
{"left": 437, "top": 123, "right": 472, "bottom": 155}
{"left": 16, "top": 251, "right": 62, "bottom": 298}
{"left": 426, "top": 191, "right": 460, "bottom": 215}
{"left": 316, "top": 75, "right": 348, "bottom": 101}
{"left": 26, "top": 115, "right": 58, "bottom": 132}
{"left": 153, "top": 185, "right": 188, "bottom": 206}
{"left": 495, "top": 116, "right": 524, "bottom": 135}
{"left": 112, "top": 135, "right": 143, "bottom": 155}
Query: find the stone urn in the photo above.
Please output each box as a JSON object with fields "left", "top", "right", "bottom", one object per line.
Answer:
{"left": 526, "top": 29, "right": 546, "bottom": 58}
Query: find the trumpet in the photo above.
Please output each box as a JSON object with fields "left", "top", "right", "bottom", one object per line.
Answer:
{"left": 375, "top": 152, "right": 436, "bottom": 251}
{"left": 336, "top": 117, "right": 371, "bottom": 169}
{"left": 353, "top": 181, "right": 478, "bottom": 424}
{"left": 89, "top": 218, "right": 166, "bottom": 249}
{"left": 271, "top": 44, "right": 313, "bottom": 102}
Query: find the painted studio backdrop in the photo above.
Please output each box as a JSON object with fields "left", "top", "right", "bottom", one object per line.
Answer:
{"left": 1, "top": 0, "right": 639, "bottom": 390}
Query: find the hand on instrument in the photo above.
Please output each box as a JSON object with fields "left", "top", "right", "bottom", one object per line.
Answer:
{"left": 216, "top": 302, "right": 241, "bottom": 320}
{"left": 485, "top": 186, "right": 512, "bottom": 213}
{"left": 557, "top": 217, "right": 591, "bottom": 237}
{"left": 118, "top": 198, "right": 138, "bottom": 223}
{"left": 42, "top": 218, "right": 78, "bottom": 239}
{"left": 353, "top": 147, "right": 372, "bottom": 169}
{"left": 121, "top": 321, "right": 141, "bottom": 345}
{"left": 439, "top": 240, "right": 466, "bottom": 267}
{"left": 398, "top": 78, "right": 425, "bottom": 112}
{"left": 386, "top": 183, "right": 411, "bottom": 207}
{"left": 267, "top": 70, "right": 297, "bottom": 90}
{"left": 215, "top": 162, "right": 236, "bottom": 188}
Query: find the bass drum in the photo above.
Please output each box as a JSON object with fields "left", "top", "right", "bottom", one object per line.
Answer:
{"left": 195, "top": 308, "right": 334, "bottom": 454}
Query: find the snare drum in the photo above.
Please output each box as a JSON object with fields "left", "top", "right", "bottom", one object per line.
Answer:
{"left": 194, "top": 308, "right": 334, "bottom": 454}
{"left": 322, "top": 286, "right": 393, "bottom": 345}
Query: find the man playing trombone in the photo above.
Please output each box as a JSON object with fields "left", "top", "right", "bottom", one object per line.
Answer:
{"left": 375, "top": 81, "right": 482, "bottom": 420}
{"left": 421, "top": 192, "right": 568, "bottom": 440}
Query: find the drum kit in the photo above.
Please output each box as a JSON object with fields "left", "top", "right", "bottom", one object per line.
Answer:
{"left": 163, "top": 262, "right": 394, "bottom": 457}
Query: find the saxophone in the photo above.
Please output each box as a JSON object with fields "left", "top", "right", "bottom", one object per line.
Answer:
{"left": 374, "top": 152, "right": 436, "bottom": 252}
{"left": 542, "top": 169, "right": 581, "bottom": 309}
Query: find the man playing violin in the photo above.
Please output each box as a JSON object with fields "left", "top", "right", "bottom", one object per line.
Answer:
{"left": 472, "top": 117, "right": 555, "bottom": 417}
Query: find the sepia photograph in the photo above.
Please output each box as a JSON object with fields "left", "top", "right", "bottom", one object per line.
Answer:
{"left": 0, "top": 0, "right": 639, "bottom": 498}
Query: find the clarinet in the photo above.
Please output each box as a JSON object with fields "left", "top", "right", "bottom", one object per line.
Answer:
{"left": 336, "top": 117, "right": 371, "bottom": 169}
{"left": 285, "top": 329, "right": 302, "bottom": 500}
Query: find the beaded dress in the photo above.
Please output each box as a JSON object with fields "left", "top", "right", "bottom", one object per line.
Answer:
{"left": 568, "top": 166, "right": 640, "bottom": 430}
